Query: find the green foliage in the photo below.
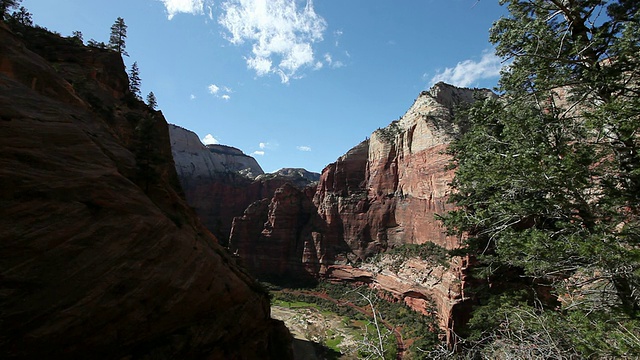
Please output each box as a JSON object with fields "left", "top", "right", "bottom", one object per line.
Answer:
{"left": 87, "top": 39, "right": 107, "bottom": 49}
{"left": 441, "top": 0, "right": 640, "bottom": 357}
{"left": 108, "top": 17, "right": 128, "bottom": 56}
{"left": 272, "top": 282, "right": 442, "bottom": 356}
{"left": 146, "top": 91, "right": 157, "bottom": 110}
{"left": 459, "top": 303, "right": 640, "bottom": 359}
{"left": 128, "top": 62, "right": 141, "bottom": 100}
{"left": 371, "top": 242, "right": 450, "bottom": 270}
{"left": 8, "top": 5, "right": 31, "bottom": 27}
{"left": 71, "top": 30, "right": 83, "bottom": 45}
{"left": 0, "top": 0, "right": 20, "bottom": 20}
{"left": 375, "top": 120, "right": 402, "bottom": 144}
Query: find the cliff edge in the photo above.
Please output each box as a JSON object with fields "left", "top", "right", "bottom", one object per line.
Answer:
{"left": 0, "top": 24, "right": 291, "bottom": 359}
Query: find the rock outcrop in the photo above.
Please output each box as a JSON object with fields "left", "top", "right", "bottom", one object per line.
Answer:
{"left": 169, "top": 124, "right": 265, "bottom": 182}
{"left": 0, "top": 24, "right": 291, "bottom": 359}
{"left": 228, "top": 82, "right": 494, "bottom": 341}
{"left": 315, "top": 83, "right": 495, "bottom": 259}
{"left": 229, "top": 184, "right": 326, "bottom": 284}
{"left": 169, "top": 127, "right": 321, "bottom": 244}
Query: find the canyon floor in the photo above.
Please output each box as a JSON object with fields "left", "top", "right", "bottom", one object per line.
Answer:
{"left": 272, "top": 304, "right": 373, "bottom": 360}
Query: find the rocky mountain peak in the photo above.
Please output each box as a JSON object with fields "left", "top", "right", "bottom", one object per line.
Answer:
{"left": 169, "top": 124, "right": 264, "bottom": 181}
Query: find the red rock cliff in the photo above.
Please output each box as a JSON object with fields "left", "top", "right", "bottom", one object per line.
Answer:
{"left": 229, "top": 82, "right": 494, "bottom": 342}
{"left": 0, "top": 24, "right": 291, "bottom": 359}
{"left": 315, "top": 83, "right": 495, "bottom": 258}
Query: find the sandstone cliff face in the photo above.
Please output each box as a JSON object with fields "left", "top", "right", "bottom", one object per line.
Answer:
{"left": 0, "top": 24, "right": 291, "bottom": 359}
{"left": 229, "top": 184, "right": 327, "bottom": 284}
{"left": 169, "top": 124, "right": 265, "bottom": 182}
{"left": 170, "top": 125, "right": 321, "bottom": 244}
{"left": 313, "top": 83, "right": 492, "bottom": 340}
{"left": 315, "top": 83, "right": 495, "bottom": 259}
{"left": 228, "top": 82, "right": 493, "bottom": 341}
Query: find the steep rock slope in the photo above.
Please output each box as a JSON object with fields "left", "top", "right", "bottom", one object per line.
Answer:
{"left": 229, "top": 184, "right": 325, "bottom": 284}
{"left": 0, "top": 24, "right": 291, "bottom": 359}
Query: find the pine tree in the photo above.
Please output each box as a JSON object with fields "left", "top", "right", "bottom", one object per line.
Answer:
{"left": 109, "top": 17, "right": 128, "bottom": 56}
{"left": 9, "top": 5, "right": 31, "bottom": 26}
{"left": 0, "top": 0, "right": 20, "bottom": 20}
{"left": 72, "top": 30, "right": 83, "bottom": 44}
{"left": 146, "top": 92, "right": 157, "bottom": 110}
{"left": 128, "top": 62, "right": 141, "bottom": 100}
{"left": 442, "top": 0, "right": 640, "bottom": 356}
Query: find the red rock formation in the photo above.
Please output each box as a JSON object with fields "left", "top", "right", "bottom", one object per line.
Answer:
{"left": 312, "top": 84, "right": 493, "bottom": 341}
{"left": 0, "top": 24, "right": 291, "bottom": 359}
{"left": 229, "top": 184, "right": 330, "bottom": 284}
{"left": 169, "top": 124, "right": 320, "bottom": 245}
{"left": 315, "top": 84, "right": 495, "bottom": 258}
{"left": 324, "top": 255, "right": 472, "bottom": 345}
{"left": 229, "top": 82, "right": 494, "bottom": 342}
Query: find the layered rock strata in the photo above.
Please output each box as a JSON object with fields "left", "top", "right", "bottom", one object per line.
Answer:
{"left": 229, "top": 82, "right": 494, "bottom": 341}
{"left": 0, "top": 24, "right": 291, "bottom": 359}
{"left": 169, "top": 124, "right": 265, "bottom": 182}
{"left": 170, "top": 125, "right": 320, "bottom": 244}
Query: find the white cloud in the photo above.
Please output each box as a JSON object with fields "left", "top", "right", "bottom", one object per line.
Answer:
{"left": 190, "top": 94, "right": 196, "bottom": 100}
{"left": 323, "top": 52, "right": 344, "bottom": 69}
{"left": 297, "top": 145, "right": 311, "bottom": 152}
{"left": 208, "top": 84, "right": 220, "bottom": 94}
{"left": 160, "top": 0, "right": 207, "bottom": 20}
{"left": 219, "top": 0, "right": 327, "bottom": 83}
{"left": 208, "top": 83, "right": 233, "bottom": 100}
{"left": 202, "top": 134, "right": 220, "bottom": 145}
{"left": 429, "top": 50, "right": 503, "bottom": 88}
{"left": 252, "top": 141, "right": 277, "bottom": 156}
{"left": 333, "top": 29, "right": 343, "bottom": 46}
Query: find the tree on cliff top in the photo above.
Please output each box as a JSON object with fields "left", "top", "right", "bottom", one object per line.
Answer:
{"left": 442, "top": 0, "right": 639, "bottom": 356}
{"left": 9, "top": 6, "right": 31, "bottom": 27}
{"left": 109, "top": 17, "right": 128, "bottom": 56}
{"left": 0, "top": 0, "right": 20, "bottom": 20}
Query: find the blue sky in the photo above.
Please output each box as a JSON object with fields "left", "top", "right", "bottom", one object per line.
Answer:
{"left": 25, "top": 0, "right": 507, "bottom": 173}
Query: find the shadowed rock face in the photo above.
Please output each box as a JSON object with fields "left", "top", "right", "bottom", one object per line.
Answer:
{"left": 0, "top": 24, "right": 291, "bottom": 359}
{"left": 169, "top": 126, "right": 320, "bottom": 244}
{"left": 229, "top": 184, "right": 327, "bottom": 285}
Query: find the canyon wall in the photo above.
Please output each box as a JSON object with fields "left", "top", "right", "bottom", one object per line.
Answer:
{"left": 170, "top": 124, "right": 320, "bottom": 244}
{"left": 227, "top": 82, "right": 495, "bottom": 341}
{"left": 0, "top": 24, "right": 291, "bottom": 359}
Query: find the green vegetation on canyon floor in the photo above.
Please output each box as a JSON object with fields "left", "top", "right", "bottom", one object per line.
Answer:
{"left": 267, "top": 281, "right": 441, "bottom": 359}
